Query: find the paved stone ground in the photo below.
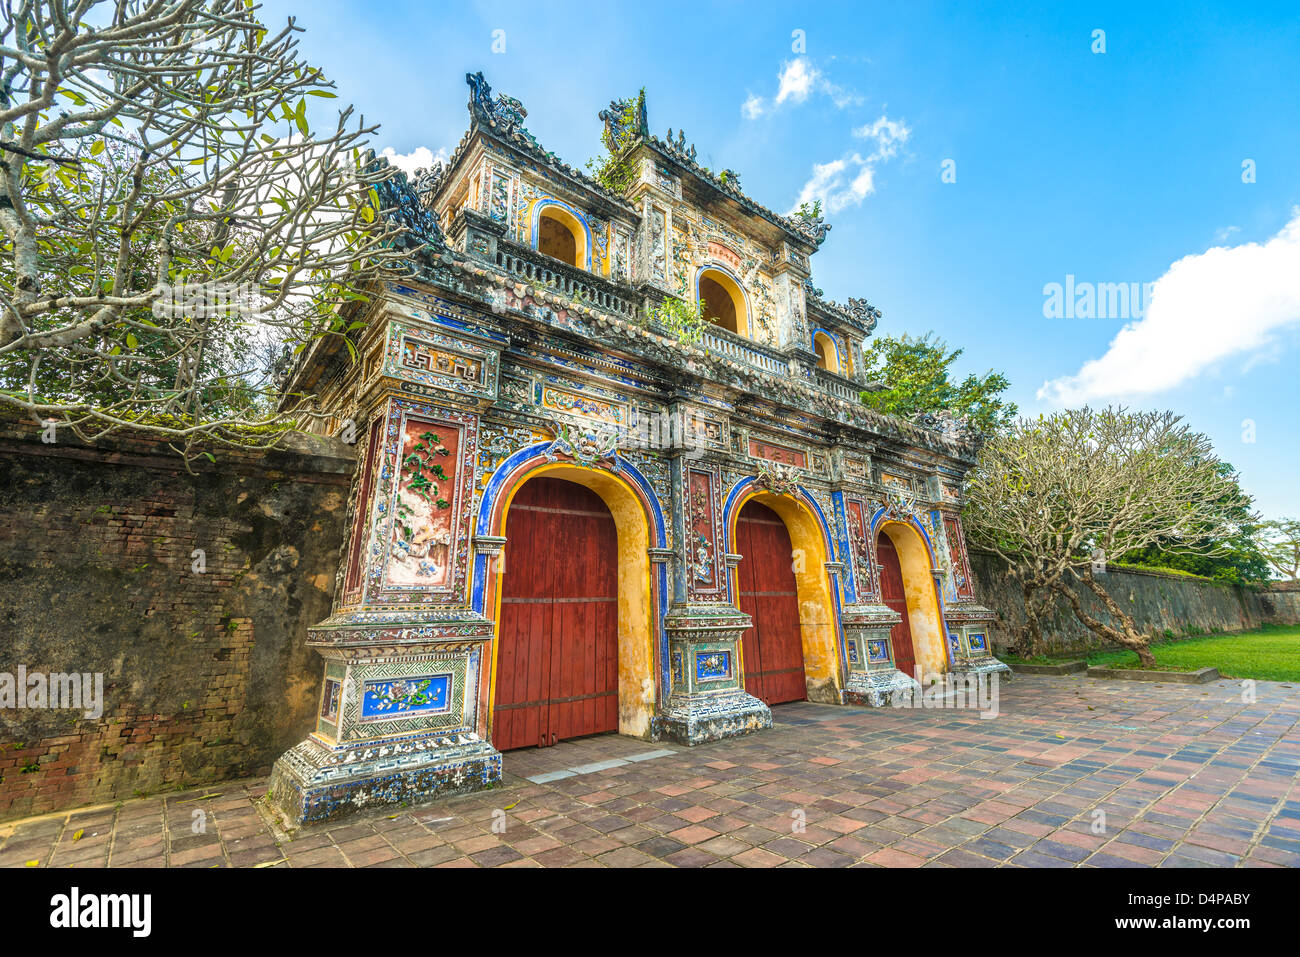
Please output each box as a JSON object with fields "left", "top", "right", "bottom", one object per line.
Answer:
{"left": 2, "top": 674, "right": 1298, "bottom": 868}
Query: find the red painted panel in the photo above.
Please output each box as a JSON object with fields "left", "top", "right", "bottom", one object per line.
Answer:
{"left": 876, "top": 532, "right": 917, "bottom": 679}
{"left": 494, "top": 478, "right": 619, "bottom": 750}
{"left": 736, "top": 501, "right": 807, "bottom": 705}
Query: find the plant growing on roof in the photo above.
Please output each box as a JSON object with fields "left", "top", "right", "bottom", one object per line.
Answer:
{"left": 647, "top": 297, "right": 709, "bottom": 345}
{"left": 590, "top": 89, "right": 647, "bottom": 194}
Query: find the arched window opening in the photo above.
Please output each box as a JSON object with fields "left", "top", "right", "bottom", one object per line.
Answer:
{"left": 814, "top": 332, "right": 840, "bottom": 373}
{"left": 698, "top": 268, "right": 748, "bottom": 337}
{"left": 538, "top": 209, "right": 580, "bottom": 268}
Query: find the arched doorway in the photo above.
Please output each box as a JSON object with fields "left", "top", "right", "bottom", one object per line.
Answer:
{"left": 493, "top": 476, "right": 618, "bottom": 749}
{"left": 698, "top": 267, "right": 749, "bottom": 337}
{"left": 535, "top": 204, "right": 588, "bottom": 270}
{"left": 735, "top": 500, "right": 807, "bottom": 704}
{"left": 876, "top": 531, "right": 918, "bottom": 679}
{"left": 813, "top": 331, "right": 840, "bottom": 373}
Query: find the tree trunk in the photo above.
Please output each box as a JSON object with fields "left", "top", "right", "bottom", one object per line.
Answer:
{"left": 1055, "top": 568, "right": 1157, "bottom": 667}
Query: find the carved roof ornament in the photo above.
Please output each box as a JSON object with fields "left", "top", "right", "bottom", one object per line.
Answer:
{"left": 755, "top": 460, "right": 800, "bottom": 497}
{"left": 846, "top": 297, "right": 881, "bottom": 334}
{"left": 804, "top": 278, "right": 882, "bottom": 336}
{"left": 544, "top": 418, "right": 622, "bottom": 471}
{"left": 466, "top": 71, "right": 548, "bottom": 155}
{"left": 410, "top": 162, "right": 446, "bottom": 208}
{"left": 786, "top": 207, "right": 831, "bottom": 247}
{"left": 663, "top": 127, "right": 698, "bottom": 163}
{"left": 364, "top": 150, "right": 446, "bottom": 254}
{"left": 911, "top": 409, "right": 979, "bottom": 444}
{"left": 599, "top": 91, "right": 649, "bottom": 144}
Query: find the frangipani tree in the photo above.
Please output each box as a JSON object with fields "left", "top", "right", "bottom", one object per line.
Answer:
{"left": 0, "top": 0, "right": 409, "bottom": 460}
{"left": 1259, "top": 519, "right": 1300, "bottom": 581}
{"left": 964, "top": 407, "right": 1254, "bottom": 666}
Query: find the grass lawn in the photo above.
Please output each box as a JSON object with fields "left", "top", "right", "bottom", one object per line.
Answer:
{"left": 1005, "top": 624, "right": 1300, "bottom": 682}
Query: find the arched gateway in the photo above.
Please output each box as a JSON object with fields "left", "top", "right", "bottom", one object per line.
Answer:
{"left": 267, "top": 72, "right": 1007, "bottom": 824}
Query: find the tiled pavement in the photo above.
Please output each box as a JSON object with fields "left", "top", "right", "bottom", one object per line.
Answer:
{"left": 3, "top": 674, "right": 1299, "bottom": 868}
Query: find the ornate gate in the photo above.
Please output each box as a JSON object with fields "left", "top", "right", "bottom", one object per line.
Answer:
{"left": 493, "top": 477, "right": 619, "bottom": 749}
{"left": 877, "top": 532, "right": 918, "bottom": 679}
{"left": 735, "top": 500, "right": 807, "bottom": 705}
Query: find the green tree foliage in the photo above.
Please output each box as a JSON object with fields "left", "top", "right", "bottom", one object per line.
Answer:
{"left": 1117, "top": 462, "right": 1270, "bottom": 584}
{"left": 858, "top": 333, "right": 1017, "bottom": 435}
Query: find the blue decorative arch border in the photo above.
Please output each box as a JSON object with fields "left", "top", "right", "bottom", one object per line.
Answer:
{"left": 473, "top": 443, "right": 671, "bottom": 694}
{"left": 529, "top": 198, "right": 594, "bottom": 271}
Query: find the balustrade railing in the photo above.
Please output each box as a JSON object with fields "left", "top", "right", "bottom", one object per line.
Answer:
{"left": 813, "top": 367, "right": 862, "bottom": 402}
{"left": 699, "top": 326, "right": 790, "bottom": 376}
{"left": 494, "top": 241, "right": 638, "bottom": 319}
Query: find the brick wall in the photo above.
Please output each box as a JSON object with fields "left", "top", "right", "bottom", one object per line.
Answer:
{"left": 0, "top": 418, "right": 353, "bottom": 820}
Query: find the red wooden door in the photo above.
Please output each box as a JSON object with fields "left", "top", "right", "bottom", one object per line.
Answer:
{"left": 735, "top": 501, "right": 807, "bottom": 704}
{"left": 494, "top": 478, "right": 619, "bottom": 750}
{"left": 876, "top": 532, "right": 917, "bottom": 679}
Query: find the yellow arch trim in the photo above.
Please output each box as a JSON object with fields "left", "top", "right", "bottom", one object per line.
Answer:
{"left": 877, "top": 519, "right": 949, "bottom": 679}
{"left": 699, "top": 266, "right": 750, "bottom": 338}
{"left": 813, "top": 331, "right": 841, "bottom": 374}
{"left": 728, "top": 490, "right": 841, "bottom": 703}
{"left": 536, "top": 204, "right": 590, "bottom": 272}
{"left": 487, "top": 462, "right": 656, "bottom": 740}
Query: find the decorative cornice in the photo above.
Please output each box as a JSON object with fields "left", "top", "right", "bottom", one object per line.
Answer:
{"left": 805, "top": 279, "right": 881, "bottom": 336}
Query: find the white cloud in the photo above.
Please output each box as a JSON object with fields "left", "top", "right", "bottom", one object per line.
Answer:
{"left": 741, "top": 94, "right": 766, "bottom": 120}
{"left": 789, "top": 153, "right": 876, "bottom": 214}
{"left": 853, "top": 115, "right": 911, "bottom": 160}
{"left": 379, "top": 145, "right": 448, "bottom": 176}
{"left": 1038, "top": 210, "right": 1300, "bottom": 405}
{"left": 787, "top": 114, "right": 909, "bottom": 215}
{"left": 744, "top": 58, "right": 861, "bottom": 118}
{"left": 775, "top": 58, "right": 819, "bottom": 106}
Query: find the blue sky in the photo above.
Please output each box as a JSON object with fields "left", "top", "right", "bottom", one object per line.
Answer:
{"left": 262, "top": 0, "right": 1300, "bottom": 518}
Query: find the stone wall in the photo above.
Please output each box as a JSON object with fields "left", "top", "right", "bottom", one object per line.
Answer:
{"left": 970, "top": 549, "right": 1300, "bottom": 654}
{"left": 0, "top": 418, "right": 353, "bottom": 821}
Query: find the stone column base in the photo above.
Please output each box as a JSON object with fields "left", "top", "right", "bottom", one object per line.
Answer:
{"left": 659, "top": 689, "right": 772, "bottom": 746}
{"left": 950, "top": 655, "right": 1013, "bottom": 679}
{"left": 841, "top": 668, "right": 921, "bottom": 707}
{"left": 268, "top": 732, "right": 501, "bottom": 827}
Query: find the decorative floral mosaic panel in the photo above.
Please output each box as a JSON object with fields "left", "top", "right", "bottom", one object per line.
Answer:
{"left": 695, "top": 650, "right": 731, "bottom": 682}
{"left": 360, "top": 673, "right": 453, "bottom": 722}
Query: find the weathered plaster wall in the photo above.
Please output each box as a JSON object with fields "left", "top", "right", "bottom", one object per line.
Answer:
{"left": 970, "top": 549, "right": 1300, "bottom": 654}
{"left": 0, "top": 419, "right": 352, "bottom": 821}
